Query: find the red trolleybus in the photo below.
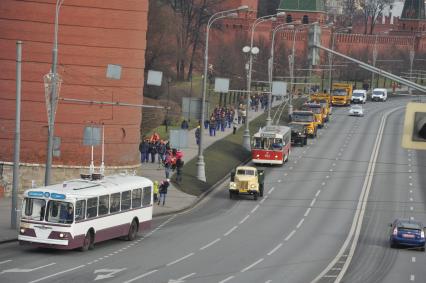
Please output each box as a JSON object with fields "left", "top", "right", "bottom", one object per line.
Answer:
{"left": 251, "top": 125, "right": 291, "bottom": 165}
{"left": 18, "top": 173, "right": 153, "bottom": 251}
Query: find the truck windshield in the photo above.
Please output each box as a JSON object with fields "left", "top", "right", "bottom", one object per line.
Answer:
{"left": 23, "top": 198, "right": 46, "bottom": 221}
{"left": 236, "top": 169, "right": 255, "bottom": 175}
{"left": 333, "top": 89, "right": 347, "bottom": 96}
{"left": 292, "top": 114, "right": 314, "bottom": 122}
{"left": 46, "top": 200, "right": 74, "bottom": 224}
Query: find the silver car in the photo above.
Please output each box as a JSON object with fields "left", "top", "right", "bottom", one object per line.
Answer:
{"left": 349, "top": 105, "right": 364, "bottom": 117}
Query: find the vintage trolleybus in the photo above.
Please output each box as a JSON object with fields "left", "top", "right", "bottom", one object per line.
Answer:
{"left": 18, "top": 173, "right": 153, "bottom": 251}
{"left": 251, "top": 125, "right": 291, "bottom": 165}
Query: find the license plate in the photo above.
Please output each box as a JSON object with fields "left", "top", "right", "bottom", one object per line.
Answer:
{"left": 402, "top": 234, "right": 415, "bottom": 238}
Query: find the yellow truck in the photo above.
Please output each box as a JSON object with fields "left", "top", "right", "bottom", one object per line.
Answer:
{"left": 331, "top": 83, "right": 353, "bottom": 106}
{"left": 310, "top": 93, "right": 332, "bottom": 121}
{"left": 310, "top": 92, "right": 331, "bottom": 105}
{"left": 302, "top": 103, "right": 324, "bottom": 128}
{"left": 230, "top": 166, "right": 265, "bottom": 200}
{"left": 291, "top": 110, "right": 317, "bottom": 138}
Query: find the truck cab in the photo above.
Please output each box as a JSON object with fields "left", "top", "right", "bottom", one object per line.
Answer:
{"left": 229, "top": 166, "right": 264, "bottom": 200}
{"left": 302, "top": 103, "right": 324, "bottom": 128}
{"left": 331, "top": 83, "right": 353, "bottom": 106}
{"left": 291, "top": 110, "right": 317, "bottom": 138}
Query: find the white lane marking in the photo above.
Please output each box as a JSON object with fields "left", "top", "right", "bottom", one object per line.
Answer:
{"left": 331, "top": 268, "right": 342, "bottom": 271}
{"left": 241, "top": 258, "right": 264, "bottom": 273}
{"left": 408, "top": 158, "right": 412, "bottom": 162}
{"left": 219, "top": 276, "right": 235, "bottom": 283}
{"left": 278, "top": 179, "right": 282, "bottom": 183}
{"left": 410, "top": 274, "right": 415, "bottom": 281}
{"left": 310, "top": 198, "right": 317, "bottom": 207}
{"left": 326, "top": 175, "right": 330, "bottom": 179}
{"left": 409, "top": 176, "right": 412, "bottom": 179}
{"left": 265, "top": 281, "right": 272, "bottom": 283}
{"left": 338, "top": 153, "right": 342, "bottom": 156}
{"left": 224, "top": 226, "right": 238, "bottom": 236}
{"left": 172, "top": 272, "right": 196, "bottom": 282}
{"left": 260, "top": 196, "right": 268, "bottom": 204}
{"left": 267, "top": 243, "right": 283, "bottom": 256}
{"left": 412, "top": 257, "right": 416, "bottom": 263}
{"left": 94, "top": 268, "right": 127, "bottom": 281}
{"left": 329, "top": 169, "right": 333, "bottom": 172}
{"left": 409, "top": 183, "right": 413, "bottom": 186}
{"left": 0, "top": 260, "right": 12, "bottom": 265}
{"left": 409, "top": 169, "right": 412, "bottom": 173}
{"left": 332, "top": 163, "right": 336, "bottom": 167}
{"left": 410, "top": 190, "right": 413, "bottom": 193}
{"left": 123, "top": 270, "right": 158, "bottom": 283}
{"left": 2, "top": 263, "right": 56, "bottom": 274}
{"left": 29, "top": 265, "right": 85, "bottom": 283}
{"left": 322, "top": 182, "right": 326, "bottom": 186}
{"left": 315, "top": 190, "right": 321, "bottom": 197}
{"left": 200, "top": 238, "right": 221, "bottom": 250}
{"left": 268, "top": 187, "right": 275, "bottom": 194}
{"left": 296, "top": 218, "right": 305, "bottom": 229}
{"left": 284, "top": 173, "right": 288, "bottom": 176}
{"left": 239, "top": 215, "right": 250, "bottom": 224}
{"left": 410, "top": 206, "right": 414, "bottom": 211}
{"left": 285, "top": 230, "right": 296, "bottom": 241}
{"left": 251, "top": 205, "right": 260, "bottom": 214}
{"left": 312, "top": 107, "right": 403, "bottom": 283}
{"left": 304, "top": 208, "right": 311, "bottom": 217}
{"left": 289, "top": 167, "right": 293, "bottom": 170}
{"left": 166, "top": 253, "right": 194, "bottom": 266}
{"left": 410, "top": 198, "right": 414, "bottom": 202}
{"left": 324, "top": 275, "right": 338, "bottom": 278}
{"left": 410, "top": 217, "right": 415, "bottom": 221}
{"left": 294, "top": 160, "right": 298, "bottom": 164}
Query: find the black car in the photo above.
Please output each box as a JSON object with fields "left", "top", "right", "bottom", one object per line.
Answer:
{"left": 288, "top": 123, "right": 308, "bottom": 146}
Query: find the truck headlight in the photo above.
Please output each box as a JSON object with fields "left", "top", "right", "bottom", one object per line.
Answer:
{"left": 250, "top": 184, "right": 256, "bottom": 188}
{"left": 230, "top": 183, "right": 236, "bottom": 188}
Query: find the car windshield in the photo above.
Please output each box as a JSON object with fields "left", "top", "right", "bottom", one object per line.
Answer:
{"left": 398, "top": 221, "right": 422, "bottom": 230}
{"left": 292, "top": 113, "right": 314, "bottom": 122}
{"left": 373, "top": 91, "right": 384, "bottom": 96}
{"left": 236, "top": 169, "right": 255, "bottom": 176}
{"left": 46, "top": 200, "right": 74, "bottom": 224}
{"left": 351, "top": 106, "right": 362, "bottom": 110}
{"left": 333, "top": 89, "right": 347, "bottom": 96}
{"left": 353, "top": 92, "right": 364, "bottom": 97}
{"left": 23, "top": 198, "right": 46, "bottom": 221}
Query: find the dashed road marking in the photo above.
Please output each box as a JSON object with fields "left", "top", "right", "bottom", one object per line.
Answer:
{"left": 278, "top": 179, "right": 282, "bottom": 183}
{"left": 412, "top": 257, "right": 416, "bottom": 263}
{"left": 285, "top": 230, "right": 296, "bottom": 241}
{"left": 123, "top": 270, "right": 158, "bottom": 283}
{"left": 410, "top": 198, "right": 414, "bottom": 202}
{"left": 241, "top": 258, "right": 264, "bottom": 272}
{"left": 296, "top": 218, "right": 305, "bottom": 229}
{"left": 29, "top": 265, "right": 85, "bottom": 283}
{"left": 310, "top": 198, "right": 317, "bottom": 207}
{"left": 200, "top": 238, "right": 221, "bottom": 250}
{"left": 410, "top": 206, "right": 414, "bottom": 211}
{"left": 166, "top": 253, "right": 194, "bottom": 266}
{"left": 409, "top": 183, "right": 413, "bottom": 186}
{"left": 0, "top": 260, "right": 12, "bottom": 265}
{"left": 251, "top": 205, "right": 260, "bottom": 213}
{"left": 239, "top": 215, "right": 250, "bottom": 224}
{"left": 267, "top": 243, "right": 283, "bottom": 256}
{"left": 315, "top": 190, "right": 321, "bottom": 197}
{"left": 224, "top": 226, "right": 238, "bottom": 236}
{"left": 410, "top": 216, "right": 415, "bottom": 221}
{"left": 219, "top": 276, "right": 235, "bottom": 283}
{"left": 410, "top": 274, "right": 415, "bottom": 281}
{"left": 268, "top": 187, "right": 275, "bottom": 194}
{"left": 322, "top": 182, "right": 326, "bottom": 186}
{"left": 304, "top": 207, "right": 311, "bottom": 217}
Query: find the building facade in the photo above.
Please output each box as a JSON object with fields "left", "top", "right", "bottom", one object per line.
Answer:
{"left": 0, "top": 0, "right": 149, "bottom": 193}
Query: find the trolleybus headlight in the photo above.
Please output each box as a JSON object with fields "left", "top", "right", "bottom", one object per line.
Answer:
{"left": 256, "top": 154, "right": 260, "bottom": 158}
{"left": 20, "top": 228, "right": 25, "bottom": 234}
{"left": 275, "top": 155, "right": 278, "bottom": 159}
{"left": 59, "top": 233, "right": 64, "bottom": 238}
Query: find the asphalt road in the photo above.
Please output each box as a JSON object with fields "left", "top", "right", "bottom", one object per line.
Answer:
{"left": 0, "top": 96, "right": 423, "bottom": 283}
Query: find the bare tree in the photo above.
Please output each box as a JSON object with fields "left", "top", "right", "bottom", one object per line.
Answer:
{"left": 167, "top": 0, "right": 225, "bottom": 81}
{"left": 358, "top": 0, "right": 394, "bottom": 34}
{"left": 342, "top": 0, "right": 357, "bottom": 27}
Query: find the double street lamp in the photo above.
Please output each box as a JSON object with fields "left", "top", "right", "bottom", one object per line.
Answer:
{"left": 197, "top": 5, "right": 249, "bottom": 182}
{"left": 242, "top": 12, "right": 285, "bottom": 151}
{"left": 266, "top": 21, "right": 299, "bottom": 126}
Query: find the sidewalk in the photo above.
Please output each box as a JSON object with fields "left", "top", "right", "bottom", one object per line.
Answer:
{"left": 0, "top": 102, "right": 277, "bottom": 244}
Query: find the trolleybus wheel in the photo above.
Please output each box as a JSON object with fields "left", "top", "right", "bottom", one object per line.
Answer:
{"left": 127, "top": 220, "right": 138, "bottom": 241}
{"left": 80, "top": 231, "right": 93, "bottom": 252}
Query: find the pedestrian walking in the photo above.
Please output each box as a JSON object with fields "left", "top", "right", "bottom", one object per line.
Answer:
{"left": 195, "top": 126, "right": 201, "bottom": 145}
{"left": 149, "top": 141, "right": 157, "bottom": 163}
{"left": 164, "top": 152, "right": 172, "bottom": 179}
{"left": 209, "top": 117, "right": 216, "bottom": 136}
{"left": 181, "top": 119, "right": 189, "bottom": 130}
{"left": 232, "top": 117, "right": 238, "bottom": 135}
{"left": 175, "top": 158, "right": 184, "bottom": 183}
{"left": 158, "top": 179, "right": 170, "bottom": 206}
{"left": 139, "top": 139, "right": 149, "bottom": 163}
{"left": 157, "top": 140, "right": 166, "bottom": 168}
{"left": 153, "top": 180, "right": 159, "bottom": 203}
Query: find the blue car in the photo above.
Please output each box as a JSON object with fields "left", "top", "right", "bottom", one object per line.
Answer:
{"left": 389, "top": 219, "right": 425, "bottom": 251}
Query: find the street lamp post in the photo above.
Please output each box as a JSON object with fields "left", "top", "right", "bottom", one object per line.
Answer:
{"left": 267, "top": 22, "right": 296, "bottom": 126}
{"left": 409, "top": 49, "right": 415, "bottom": 95}
{"left": 197, "top": 5, "right": 249, "bottom": 182}
{"left": 242, "top": 12, "right": 285, "bottom": 150}
{"left": 45, "top": 0, "right": 65, "bottom": 186}
{"left": 371, "top": 35, "right": 378, "bottom": 92}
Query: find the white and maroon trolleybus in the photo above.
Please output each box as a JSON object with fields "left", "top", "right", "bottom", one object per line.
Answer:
{"left": 251, "top": 125, "right": 291, "bottom": 165}
{"left": 18, "top": 173, "right": 153, "bottom": 251}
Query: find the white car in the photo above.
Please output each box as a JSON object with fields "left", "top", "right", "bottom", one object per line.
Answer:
{"left": 349, "top": 105, "right": 364, "bottom": 117}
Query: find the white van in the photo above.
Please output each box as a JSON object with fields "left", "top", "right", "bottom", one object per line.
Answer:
{"left": 371, "top": 88, "right": 387, "bottom": 102}
{"left": 351, "top": 89, "right": 367, "bottom": 104}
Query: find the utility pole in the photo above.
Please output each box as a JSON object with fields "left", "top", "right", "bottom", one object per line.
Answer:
{"left": 371, "top": 35, "right": 378, "bottom": 92}
{"left": 11, "top": 41, "right": 22, "bottom": 229}
{"left": 409, "top": 49, "right": 415, "bottom": 95}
